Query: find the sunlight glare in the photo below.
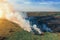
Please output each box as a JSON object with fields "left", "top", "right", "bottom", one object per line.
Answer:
{"left": 0, "top": 10, "right": 3, "bottom": 18}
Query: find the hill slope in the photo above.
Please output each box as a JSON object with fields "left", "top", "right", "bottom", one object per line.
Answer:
{"left": 0, "top": 19, "right": 23, "bottom": 38}
{"left": 0, "top": 19, "right": 60, "bottom": 40}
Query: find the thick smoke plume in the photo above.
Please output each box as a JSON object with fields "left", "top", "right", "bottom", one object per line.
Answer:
{"left": 6, "top": 12, "right": 32, "bottom": 32}
{"left": 0, "top": 0, "right": 42, "bottom": 34}
{"left": 6, "top": 12, "right": 42, "bottom": 34}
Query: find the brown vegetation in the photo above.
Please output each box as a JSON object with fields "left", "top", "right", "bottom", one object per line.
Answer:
{"left": 0, "top": 19, "right": 22, "bottom": 37}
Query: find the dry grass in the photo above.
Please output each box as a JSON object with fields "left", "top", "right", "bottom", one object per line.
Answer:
{"left": 0, "top": 19, "right": 22, "bottom": 37}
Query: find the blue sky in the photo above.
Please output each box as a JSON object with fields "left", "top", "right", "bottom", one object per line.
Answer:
{"left": 8, "top": 0, "right": 60, "bottom": 12}
{"left": 27, "top": 0, "right": 60, "bottom": 2}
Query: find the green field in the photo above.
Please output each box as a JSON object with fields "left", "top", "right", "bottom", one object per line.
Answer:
{"left": 6, "top": 31, "right": 60, "bottom": 40}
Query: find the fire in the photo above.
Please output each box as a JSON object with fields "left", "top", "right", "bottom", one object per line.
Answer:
{"left": 0, "top": 0, "right": 6, "bottom": 19}
{"left": 0, "top": 7, "right": 6, "bottom": 19}
{"left": 0, "top": 0, "right": 32, "bottom": 32}
{"left": 0, "top": 10, "right": 3, "bottom": 18}
{"left": 0, "top": 8, "right": 6, "bottom": 19}
{"left": 0, "top": 0, "right": 12, "bottom": 19}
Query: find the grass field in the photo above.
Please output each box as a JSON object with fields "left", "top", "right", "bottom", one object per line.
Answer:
{"left": 6, "top": 31, "right": 60, "bottom": 40}
{"left": 0, "top": 19, "right": 60, "bottom": 40}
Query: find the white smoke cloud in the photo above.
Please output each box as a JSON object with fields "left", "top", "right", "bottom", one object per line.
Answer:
{"left": 6, "top": 11, "right": 42, "bottom": 34}
{"left": 6, "top": 12, "right": 32, "bottom": 32}
{"left": 32, "top": 24, "right": 42, "bottom": 34}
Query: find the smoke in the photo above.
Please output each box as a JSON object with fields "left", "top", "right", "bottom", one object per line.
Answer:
{"left": 0, "top": 0, "right": 42, "bottom": 34}
{"left": 32, "top": 24, "right": 42, "bottom": 34}
{"left": 6, "top": 12, "right": 32, "bottom": 32}
{"left": 6, "top": 12, "right": 42, "bottom": 34}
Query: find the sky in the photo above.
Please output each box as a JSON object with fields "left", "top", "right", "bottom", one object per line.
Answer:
{"left": 8, "top": 0, "right": 60, "bottom": 12}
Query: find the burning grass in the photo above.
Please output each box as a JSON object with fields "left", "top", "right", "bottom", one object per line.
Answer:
{"left": 0, "top": 19, "right": 60, "bottom": 40}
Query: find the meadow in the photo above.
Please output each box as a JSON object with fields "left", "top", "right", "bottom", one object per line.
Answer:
{"left": 6, "top": 30, "right": 60, "bottom": 40}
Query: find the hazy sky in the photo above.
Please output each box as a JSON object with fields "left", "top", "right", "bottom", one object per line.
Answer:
{"left": 8, "top": 0, "right": 60, "bottom": 12}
